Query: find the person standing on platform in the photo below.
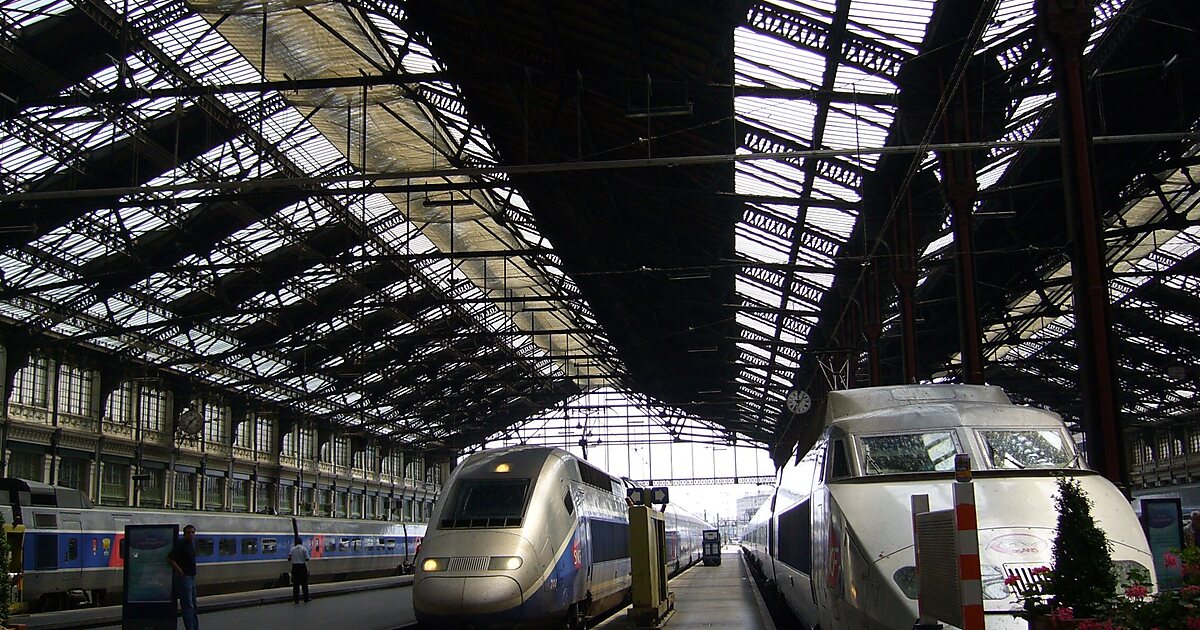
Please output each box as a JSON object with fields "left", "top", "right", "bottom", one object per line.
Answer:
{"left": 167, "top": 524, "right": 200, "bottom": 630}
{"left": 1185, "top": 511, "right": 1200, "bottom": 547}
{"left": 289, "top": 537, "right": 311, "bottom": 603}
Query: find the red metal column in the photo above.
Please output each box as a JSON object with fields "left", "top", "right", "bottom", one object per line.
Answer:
{"left": 864, "top": 263, "right": 883, "bottom": 386}
{"left": 938, "top": 89, "right": 986, "bottom": 385}
{"left": 1038, "top": 0, "right": 1125, "bottom": 486}
{"left": 894, "top": 192, "right": 920, "bottom": 383}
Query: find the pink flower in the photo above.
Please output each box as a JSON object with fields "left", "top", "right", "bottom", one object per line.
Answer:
{"left": 1004, "top": 575, "right": 1021, "bottom": 587}
{"left": 1186, "top": 617, "right": 1200, "bottom": 630}
{"left": 1124, "top": 584, "right": 1149, "bottom": 599}
{"left": 1165, "top": 552, "right": 1180, "bottom": 568}
{"left": 1052, "top": 606, "right": 1075, "bottom": 621}
{"left": 1031, "top": 566, "right": 1052, "bottom": 576}
{"left": 1183, "top": 585, "right": 1200, "bottom": 596}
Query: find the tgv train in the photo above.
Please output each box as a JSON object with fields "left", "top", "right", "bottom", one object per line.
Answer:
{"left": 742, "top": 384, "right": 1153, "bottom": 630}
{"left": 0, "top": 478, "right": 425, "bottom": 611}
{"left": 413, "top": 446, "right": 710, "bottom": 629}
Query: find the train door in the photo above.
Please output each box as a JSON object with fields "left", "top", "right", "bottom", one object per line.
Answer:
{"left": 60, "top": 518, "right": 83, "bottom": 588}
{"left": 813, "top": 435, "right": 848, "bottom": 628}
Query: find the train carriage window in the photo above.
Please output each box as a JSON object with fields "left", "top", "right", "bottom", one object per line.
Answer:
{"left": 777, "top": 501, "right": 812, "bottom": 573}
{"left": 67, "top": 538, "right": 78, "bottom": 561}
{"left": 563, "top": 492, "right": 575, "bottom": 515}
{"left": 859, "top": 431, "right": 958, "bottom": 475}
{"left": 443, "top": 479, "right": 531, "bottom": 528}
{"left": 241, "top": 538, "right": 258, "bottom": 555}
{"left": 262, "top": 539, "right": 277, "bottom": 554}
{"left": 339, "top": 538, "right": 350, "bottom": 552}
{"left": 196, "top": 538, "right": 215, "bottom": 557}
{"left": 350, "top": 538, "right": 361, "bottom": 552}
{"left": 385, "top": 539, "right": 397, "bottom": 550}
{"left": 828, "top": 440, "right": 851, "bottom": 480}
{"left": 979, "top": 430, "right": 1073, "bottom": 469}
{"left": 325, "top": 539, "right": 337, "bottom": 553}
{"left": 219, "top": 538, "right": 237, "bottom": 555}
{"left": 34, "top": 535, "right": 57, "bottom": 570}
{"left": 590, "top": 520, "right": 630, "bottom": 563}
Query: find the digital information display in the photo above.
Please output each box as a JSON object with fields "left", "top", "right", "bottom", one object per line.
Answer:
{"left": 1142, "top": 498, "right": 1183, "bottom": 590}
{"left": 122, "top": 524, "right": 178, "bottom": 630}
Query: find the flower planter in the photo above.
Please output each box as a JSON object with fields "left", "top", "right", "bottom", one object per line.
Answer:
{"left": 1027, "top": 616, "right": 1098, "bottom": 630}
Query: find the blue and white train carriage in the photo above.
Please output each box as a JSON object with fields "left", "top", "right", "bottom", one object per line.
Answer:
{"left": 413, "top": 446, "right": 710, "bottom": 629}
{"left": 0, "top": 478, "right": 425, "bottom": 610}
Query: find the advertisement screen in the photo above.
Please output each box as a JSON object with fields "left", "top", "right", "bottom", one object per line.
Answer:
{"left": 124, "top": 525, "right": 177, "bottom": 603}
{"left": 1142, "top": 498, "right": 1183, "bottom": 590}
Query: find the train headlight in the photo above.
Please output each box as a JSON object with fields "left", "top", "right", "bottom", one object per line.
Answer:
{"left": 422, "top": 557, "right": 447, "bottom": 572}
{"left": 488, "top": 556, "right": 523, "bottom": 571}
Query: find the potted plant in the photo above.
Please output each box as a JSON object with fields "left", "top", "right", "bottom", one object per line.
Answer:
{"left": 1047, "top": 477, "right": 1118, "bottom": 619}
{"left": 1010, "top": 477, "right": 1118, "bottom": 628}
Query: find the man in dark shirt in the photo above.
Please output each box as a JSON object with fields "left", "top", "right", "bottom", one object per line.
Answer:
{"left": 166, "top": 524, "right": 199, "bottom": 630}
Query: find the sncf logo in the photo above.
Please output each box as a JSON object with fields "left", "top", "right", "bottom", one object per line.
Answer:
{"left": 572, "top": 536, "right": 583, "bottom": 569}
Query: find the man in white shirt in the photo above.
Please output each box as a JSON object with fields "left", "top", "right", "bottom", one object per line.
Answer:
{"left": 289, "top": 538, "right": 311, "bottom": 603}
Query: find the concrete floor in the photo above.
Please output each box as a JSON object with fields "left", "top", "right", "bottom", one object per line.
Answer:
{"left": 596, "top": 552, "right": 773, "bottom": 630}
{"left": 13, "top": 575, "right": 414, "bottom": 630}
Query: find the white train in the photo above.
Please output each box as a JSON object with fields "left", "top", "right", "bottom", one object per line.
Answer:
{"left": 413, "top": 446, "right": 710, "bottom": 629}
{"left": 742, "top": 384, "right": 1153, "bottom": 630}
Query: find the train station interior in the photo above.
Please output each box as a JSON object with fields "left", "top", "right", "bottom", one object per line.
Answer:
{"left": 1, "top": 0, "right": 1198, "bottom": 628}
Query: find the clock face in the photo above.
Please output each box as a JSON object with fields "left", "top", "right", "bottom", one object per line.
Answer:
{"left": 786, "top": 389, "right": 811, "bottom": 414}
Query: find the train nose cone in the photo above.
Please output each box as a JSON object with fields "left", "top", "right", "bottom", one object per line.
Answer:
{"left": 414, "top": 575, "right": 523, "bottom": 615}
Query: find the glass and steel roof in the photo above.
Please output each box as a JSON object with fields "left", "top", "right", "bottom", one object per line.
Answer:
{"left": 3, "top": 0, "right": 1196, "bottom": 455}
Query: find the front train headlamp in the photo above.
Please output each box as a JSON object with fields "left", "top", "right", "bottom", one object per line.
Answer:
{"left": 422, "top": 557, "right": 447, "bottom": 572}
{"left": 488, "top": 556, "right": 523, "bottom": 571}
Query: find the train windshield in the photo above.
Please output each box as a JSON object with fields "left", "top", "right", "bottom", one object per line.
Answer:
{"left": 443, "top": 479, "right": 531, "bottom": 528}
{"left": 980, "top": 429, "right": 1075, "bottom": 469}
{"left": 859, "top": 431, "right": 958, "bottom": 475}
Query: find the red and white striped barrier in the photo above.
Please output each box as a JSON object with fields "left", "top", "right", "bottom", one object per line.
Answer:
{"left": 954, "top": 480, "right": 984, "bottom": 630}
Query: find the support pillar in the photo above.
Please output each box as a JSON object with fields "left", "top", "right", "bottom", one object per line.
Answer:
{"left": 938, "top": 90, "right": 986, "bottom": 385}
{"left": 1038, "top": 0, "right": 1125, "bottom": 486}
{"left": 894, "top": 193, "right": 920, "bottom": 383}
{"left": 864, "top": 264, "right": 883, "bottom": 386}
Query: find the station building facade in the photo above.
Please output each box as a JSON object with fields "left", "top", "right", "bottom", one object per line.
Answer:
{"left": 0, "top": 345, "right": 445, "bottom": 522}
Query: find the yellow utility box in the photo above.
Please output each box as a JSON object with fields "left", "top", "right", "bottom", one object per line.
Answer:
{"left": 627, "top": 505, "right": 674, "bottom": 627}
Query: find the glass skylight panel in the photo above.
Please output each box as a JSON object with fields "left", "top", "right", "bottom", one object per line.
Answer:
{"left": 805, "top": 206, "right": 857, "bottom": 240}
{"left": 736, "top": 227, "right": 791, "bottom": 264}
{"left": 810, "top": 174, "right": 859, "bottom": 201}
{"left": 3, "top": 0, "right": 71, "bottom": 30}
{"left": 737, "top": 312, "right": 778, "bottom": 339}
{"left": 740, "top": 98, "right": 818, "bottom": 143}
{"left": 735, "top": 26, "right": 825, "bottom": 88}
{"left": 831, "top": 63, "right": 900, "bottom": 96}
{"left": 847, "top": 0, "right": 932, "bottom": 47}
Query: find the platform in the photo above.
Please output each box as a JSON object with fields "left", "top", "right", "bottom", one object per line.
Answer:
{"left": 11, "top": 575, "right": 415, "bottom": 630}
{"left": 595, "top": 551, "right": 774, "bottom": 630}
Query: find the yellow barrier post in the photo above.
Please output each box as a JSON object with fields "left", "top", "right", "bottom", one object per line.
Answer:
{"left": 627, "top": 504, "right": 674, "bottom": 627}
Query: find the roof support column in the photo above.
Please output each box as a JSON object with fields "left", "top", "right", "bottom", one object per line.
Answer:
{"left": 864, "top": 263, "right": 883, "bottom": 386}
{"left": 1038, "top": 0, "right": 1125, "bottom": 487}
{"left": 938, "top": 88, "right": 986, "bottom": 386}
{"left": 894, "top": 193, "right": 920, "bottom": 384}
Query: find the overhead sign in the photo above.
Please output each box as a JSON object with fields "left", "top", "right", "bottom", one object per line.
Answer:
{"left": 626, "top": 487, "right": 670, "bottom": 506}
